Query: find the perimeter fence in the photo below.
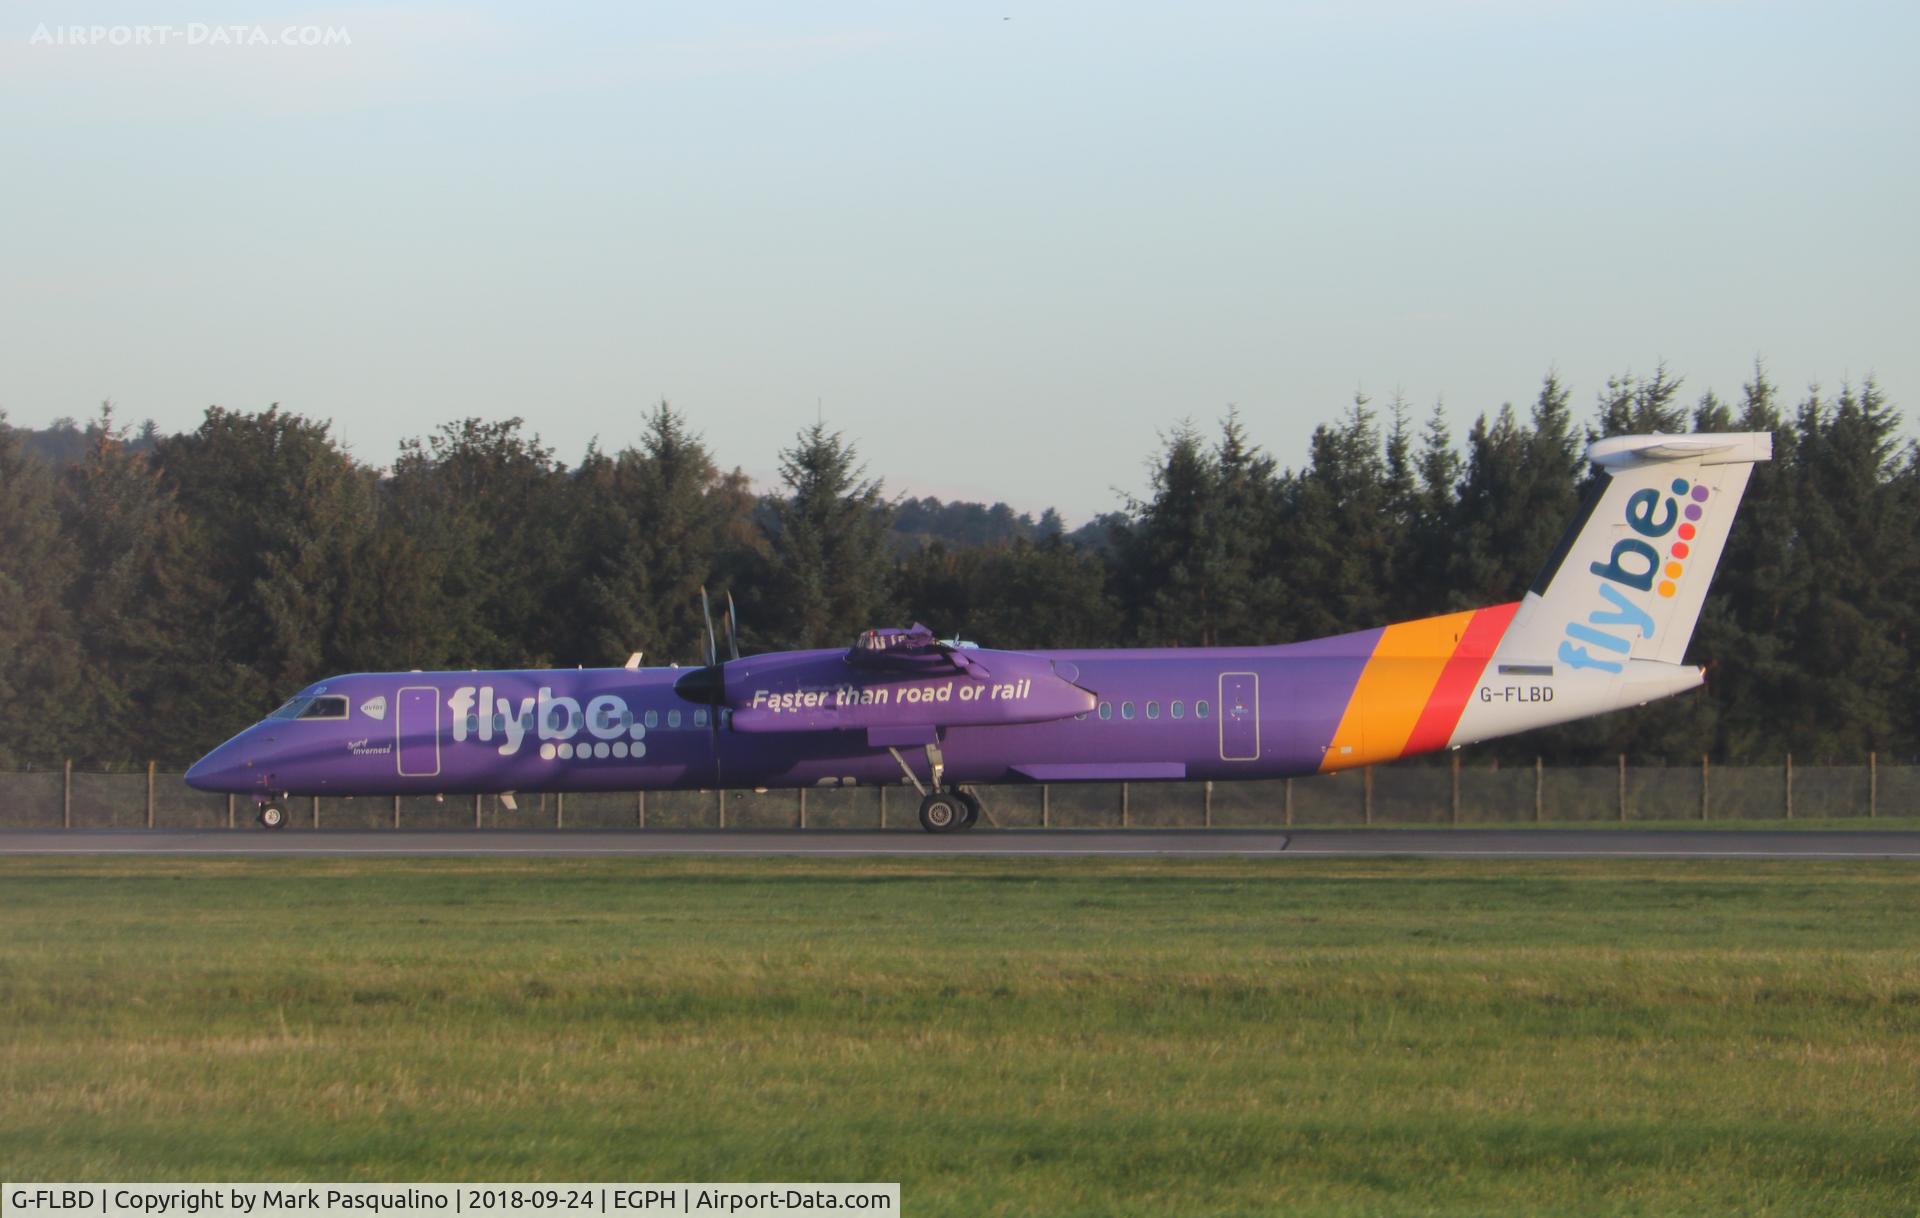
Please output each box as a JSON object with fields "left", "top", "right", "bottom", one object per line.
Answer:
{"left": 0, "top": 755, "right": 1913, "bottom": 830}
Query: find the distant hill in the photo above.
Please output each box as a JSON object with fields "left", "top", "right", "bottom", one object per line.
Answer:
{"left": 9, "top": 416, "right": 162, "bottom": 466}
{"left": 7, "top": 416, "right": 1099, "bottom": 554}
{"left": 888, "top": 496, "right": 1065, "bottom": 553}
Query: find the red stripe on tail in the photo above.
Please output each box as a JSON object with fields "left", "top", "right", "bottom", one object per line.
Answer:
{"left": 1399, "top": 601, "right": 1520, "bottom": 756}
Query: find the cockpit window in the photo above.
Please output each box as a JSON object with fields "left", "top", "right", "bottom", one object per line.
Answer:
{"left": 271, "top": 695, "right": 349, "bottom": 720}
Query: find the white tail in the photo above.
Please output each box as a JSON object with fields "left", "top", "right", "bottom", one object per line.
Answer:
{"left": 1449, "top": 432, "right": 1771, "bottom": 748}
{"left": 1500, "top": 432, "right": 1771, "bottom": 668}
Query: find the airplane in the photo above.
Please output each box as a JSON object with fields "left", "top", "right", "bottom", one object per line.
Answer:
{"left": 187, "top": 431, "right": 1772, "bottom": 832}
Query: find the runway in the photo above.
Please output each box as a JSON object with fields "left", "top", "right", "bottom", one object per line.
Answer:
{"left": 3, "top": 828, "right": 1919, "bottom": 859}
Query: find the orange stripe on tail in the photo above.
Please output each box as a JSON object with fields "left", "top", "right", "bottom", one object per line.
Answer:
{"left": 1400, "top": 601, "right": 1519, "bottom": 756}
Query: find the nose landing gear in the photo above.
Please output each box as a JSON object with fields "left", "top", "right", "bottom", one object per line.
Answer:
{"left": 918, "top": 787, "right": 981, "bottom": 834}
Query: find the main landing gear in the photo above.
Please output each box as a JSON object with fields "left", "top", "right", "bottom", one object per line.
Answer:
{"left": 888, "top": 741, "right": 982, "bottom": 834}
{"left": 257, "top": 804, "right": 287, "bottom": 830}
{"left": 918, "top": 788, "right": 981, "bottom": 834}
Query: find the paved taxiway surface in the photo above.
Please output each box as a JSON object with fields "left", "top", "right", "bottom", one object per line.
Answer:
{"left": 3, "top": 828, "right": 1918, "bottom": 859}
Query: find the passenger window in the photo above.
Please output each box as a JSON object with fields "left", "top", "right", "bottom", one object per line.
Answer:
{"left": 645, "top": 709, "right": 659, "bottom": 728}
{"left": 492, "top": 713, "right": 505, "bottom": 732}
{"left": 465, "top": 714, "right": 479, "bottom": 733}
{"left": 1146, "top": 701, "right": 1159, "bottom": 720}
{"left": 1121, "top": 701, "right": 1135, "bottom": 720}
{"left": 668, "top": 709, "right": 682, "bottom": 728}
{"left": 548, "top": 708, "right": 567, "bottom": 731}
{"left": 1098, "top": 702, "right": 1112, "bottom": 720}
{"left": 694, "top": 709, "right": 709, "bottom": 728}
{"left": 1196, "top": 700, "right": 1211, "bottom": 719}
{"left": 1172, "top": 700, "right": 1185, "bottom": 719}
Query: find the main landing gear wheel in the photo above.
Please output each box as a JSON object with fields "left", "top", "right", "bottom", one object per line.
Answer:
{"left": 918, "top": 792, "right": 964, "bottom": 833}
{"left": 257, "top": 804, "right": 287, "bottom": 830}
{"left": 955, "top": 789, "right": 981, "bottom": 831}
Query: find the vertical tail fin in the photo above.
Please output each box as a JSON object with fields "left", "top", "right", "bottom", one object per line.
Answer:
{"left": 1498, "top": 433, "right": 1772, "bottom": 669}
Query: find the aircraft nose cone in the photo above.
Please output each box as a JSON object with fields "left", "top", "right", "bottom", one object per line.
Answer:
{"left": 185, "top": 740, "right": 251, "bottom": 792}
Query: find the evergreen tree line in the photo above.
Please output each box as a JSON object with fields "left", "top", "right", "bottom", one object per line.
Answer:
{"left": 1, "top": 364, "right": 1914, "bottom": 769}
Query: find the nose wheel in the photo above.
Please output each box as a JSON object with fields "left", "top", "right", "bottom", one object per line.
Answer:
{"left": 918, "top": 788, "right": 981, "bottom": 833}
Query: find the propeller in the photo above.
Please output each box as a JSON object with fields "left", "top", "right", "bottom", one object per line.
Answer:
{"left": 673, "top": 587, "right": 733, "bottom": 706}
{"left": 725, "top": 591, "right": 741, "bottom": 661}
{"left": 699, "top": 587, "right": 719, "bottom": 667}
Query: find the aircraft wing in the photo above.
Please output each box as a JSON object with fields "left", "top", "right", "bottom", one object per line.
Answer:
{"left": 717, "top": 630, "right": 1091, "bottom": 734}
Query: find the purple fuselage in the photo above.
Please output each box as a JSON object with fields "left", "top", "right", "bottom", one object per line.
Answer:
{"left": 184, "top": 631, "right": 1385, "bottom": 800}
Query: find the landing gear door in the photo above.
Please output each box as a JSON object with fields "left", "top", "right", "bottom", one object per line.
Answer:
{"left": 396, "top": 686, "right": 441, "bottom": 777}
{"left": 1219, "top": 671, "right": 1259, "bottom": 761}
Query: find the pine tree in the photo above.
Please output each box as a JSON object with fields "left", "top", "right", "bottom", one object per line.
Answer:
{"left": 566, "top": 402, "right": 760, "bottom": 665}
{"left": 0, "top": 413, "right": 85, "bottom": 765}
{"left": 384, "top": 418, "right": 569, "bottom": 666}
{"left": 60, "top": 407, "right": 250, "bottom": 763}
{"left": 1279, "top": 399, "right": 1394, "bottom": 637}
{"left": 896, "top": 535, "right": 1120, "bottom": 650}
{"left": 160, "top": 405, "right": 377, "bottom": 696}
{"left": 761, "top": 423, "right": 894, "bottom": 649}
{"left": 1785, "top": 378, "right": 1907, "bottom": 757}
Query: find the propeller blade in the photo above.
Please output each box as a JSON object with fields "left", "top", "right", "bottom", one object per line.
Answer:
{"left": 699, "top": 587, "right": 718, "bottom": 668}
{"left": 725, "top": 591, "right": 741, "bottom": 661}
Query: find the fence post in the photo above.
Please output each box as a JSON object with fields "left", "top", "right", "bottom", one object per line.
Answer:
{"left": 1784, "top": 753, "right": 1793, "bottom": 820}
{"left": 474, "top": 793, "right": 482, "bottom": 829}
{"left": 557, "top": 792, "right": 565, "bottom": 829}
{"left": 146, "top": 761, "right": 156, "bottom": 828}
{"left": 1869, "top": 752, "right": 1877, "bottom": 818}
{"left": 1121, "top": 783, "right": 1130, "bottom": 828}
{"left": 880, "top": 785, "right": 888, "bottom": 829}
{"left": 1450, "top": 754, "right": 1461, "bottom": 825}
{"left": 1363, "top": 765, "right": 1374, "bottom": 825}
{"left": 228, "top": 793, "right": 236, "bottom": 831}
{"left": 798, "top": 786, "right": 807, "bottom": 829}
{"left": 1701, "top": 754, "right": 1710, "bottom": 820}
{"left": 1040, "top": 784, "right": 1048, "bottom": 828}
{"left": 1617, "top": 755, "right": 1627, "bottom": 822}
{"left": 637, "top": 790, "right": 646, "bottom": 829}
{"left": 1533, "top": 757, "right": 1543, "bottom": 823}
{"left": 63, "top": 760, "right": 72, "bottom": 830}
{"left": 1203, "top": 781, "right": 1212, "bottom": 829}
{"left": 311, "top": 794, "right": 319, "bottom": 830}
{"left": 1284, "top": 777, "right": 1293, "bottom": 827}
{"left": 392, "top": 794, "right": 400, "bottom": 830}
{"left": 718, "top": 788, "right": 727, "bottom": 829}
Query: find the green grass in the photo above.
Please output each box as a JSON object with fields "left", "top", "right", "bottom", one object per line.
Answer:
{"left": 2, "top": 858, "right": 1918, "bottom": 1216}
{"left": 1333, "top": 815, "right": 1920, "bottom": 831}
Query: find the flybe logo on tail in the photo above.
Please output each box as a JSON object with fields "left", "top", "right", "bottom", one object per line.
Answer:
{"left": 1560, "top": 477, "right": 1712, "bottom": 674}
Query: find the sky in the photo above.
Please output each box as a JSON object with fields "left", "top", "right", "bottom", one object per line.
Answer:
{"left": 2, "top": 0, "right": 1915, "bottom": 521}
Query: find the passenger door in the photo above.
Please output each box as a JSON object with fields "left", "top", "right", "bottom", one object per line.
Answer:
{"left": 396, "top": 686, "right": 441, "bottom": 777}
{"left": 1218, "top": 672, "right": 1260, "bottom": 761}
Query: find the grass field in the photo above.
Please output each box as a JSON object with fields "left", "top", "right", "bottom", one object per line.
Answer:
{"left": 2, "top": 857, "right": 1918, "bottom": 1216}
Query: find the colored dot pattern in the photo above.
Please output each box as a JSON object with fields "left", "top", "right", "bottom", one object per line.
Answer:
{"left": 1659, "top": 479, "right": 1708, "bottom": 598}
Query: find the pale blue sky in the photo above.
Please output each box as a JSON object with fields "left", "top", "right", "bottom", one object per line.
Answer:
{"left": 3, "top": 1, "right": 1914, "bottom": 519}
